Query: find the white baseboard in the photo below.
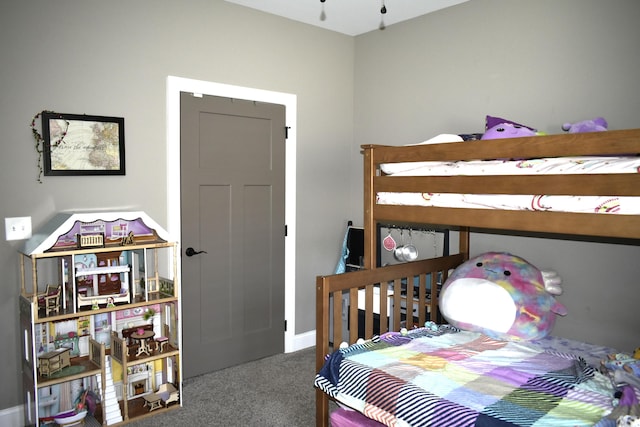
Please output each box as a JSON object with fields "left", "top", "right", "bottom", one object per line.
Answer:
{"left": 0, "top": 404, "right": 23, "bottom": 426}
{"left": 289, "top": 329, "right": 315, "bottom": 352}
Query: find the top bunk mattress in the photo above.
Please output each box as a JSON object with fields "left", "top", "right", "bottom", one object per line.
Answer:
{"left": 380, "top": 155, "right": 640, "bottom": 177}
{"left": 377, "top": 136, "right": 640, "bottom": 215}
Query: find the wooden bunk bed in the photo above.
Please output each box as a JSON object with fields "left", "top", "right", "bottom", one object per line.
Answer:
{"left": 315, "top": 129, "right": 640, "bottom": 427}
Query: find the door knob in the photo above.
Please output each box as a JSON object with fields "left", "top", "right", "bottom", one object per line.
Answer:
{"left": 185, "top": 247, "right": 207, "bottom": 257}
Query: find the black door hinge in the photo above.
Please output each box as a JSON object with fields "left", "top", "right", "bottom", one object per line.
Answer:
{"left": 284, "top": 320, "right": 287, "bottom": 332}
{"left": 285, "top": 225, "right": 288, "bottom": 237}
{"left": 285, "top": 126, "right": 290, "bottom": 139}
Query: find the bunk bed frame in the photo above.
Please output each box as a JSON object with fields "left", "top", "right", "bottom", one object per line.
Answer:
{"left": 315, "top": 128, "right": 640, "bottom": 427}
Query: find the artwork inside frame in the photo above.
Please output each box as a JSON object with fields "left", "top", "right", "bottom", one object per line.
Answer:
{"left": 42, "top": 112, "right": 125, "bottom": 176}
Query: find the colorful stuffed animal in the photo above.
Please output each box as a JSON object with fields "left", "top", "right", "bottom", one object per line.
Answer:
{"left": 601, "top": 351, "right": 640, "bottom": 391}
{"left": 561, "top": 117, "right": 608, "bottom": 133}
{"left": 602, "top": 353, "right": 639, "bottom": 372}
{"left": 439, "top": 252, "right": 567, "bottom": 341}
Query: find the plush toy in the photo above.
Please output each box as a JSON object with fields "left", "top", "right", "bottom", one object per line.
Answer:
{"left": 481, "top": 122, "right": 539, "bottom": 140}
{"left": 561, "top": 117, "right": 608, "bottom": 133}
{"left": 439, "top": 252, "right": 567, "bottom": 341}
{"left": 602, "top": 353, "right": 640, "bottom": 375}
{"left": 484, "top": 115, "right": 537, "bottom": 132}
{"left": 600, "top": 351, "right": 640, "bottom": 391}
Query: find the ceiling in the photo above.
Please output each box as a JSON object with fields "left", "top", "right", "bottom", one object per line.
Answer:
{"left": 224, "top": 0, "right": 469, "bottom": 36}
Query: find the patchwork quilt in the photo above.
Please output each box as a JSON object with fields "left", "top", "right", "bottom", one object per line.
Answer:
{"left": 315, "top": 327, "right": 617, "bottom": 427}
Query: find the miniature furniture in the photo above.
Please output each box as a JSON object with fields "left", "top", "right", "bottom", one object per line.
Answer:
{"left": 37, "top": 285, "right": 61, "bottom": 316}
{"left": 157, "top": 383, "right": 179, "bottom": 407}
{"left": 131, "top": 330, "right": 155, "bottom": 357}
{"left": 38, "top": 347, "right": 71, "bottom": 377}
{"left": 96, "top": 252, "right": 123, "bottom": 293}
{"left": 121, "top": 324, "right": 153, "bottom": 346}
{"left": 75, "top": 259, "right": 131, "bottom": 310}
{"left": 121, "top": 324, "right": 154, "bottom": 356}
{"left": 154, "top": 324, "right": 170, "bottom": 353}
{"left": 155, "top": 336, "right": 168, "bottom": 353}
{"left": 142, "top": 383, "right": 178, "bottom": 412}
{"left": 142, "top": 394, "right": 163, "bottom": 412}
{"left": 53, "top": 410, "right": 87, "bottom": 426}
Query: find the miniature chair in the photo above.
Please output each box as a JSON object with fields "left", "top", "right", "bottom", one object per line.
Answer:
{"left": 155, "top": 324, "right": 170, "bottom": 353}
{"left": 143, "top": 383, "right": 178, "bottom": 412}
{"left": 157, "top": 383, "right": 179, "bottom": 407}
{"left": 37, "top": 285, "right": 61, "bottom": 316}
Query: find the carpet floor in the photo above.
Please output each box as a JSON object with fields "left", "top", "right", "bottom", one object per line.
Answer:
{"left": 125, "top": 346, "right": 317, "bottom": 427}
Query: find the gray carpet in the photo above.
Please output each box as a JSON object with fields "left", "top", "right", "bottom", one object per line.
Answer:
{"left": 126, "top": 347, "right": 317, "bottom": 426}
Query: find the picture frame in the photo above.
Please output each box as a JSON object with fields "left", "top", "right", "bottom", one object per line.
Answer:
{"left": 42, "top": 112, "right": 125, "bottom": 176}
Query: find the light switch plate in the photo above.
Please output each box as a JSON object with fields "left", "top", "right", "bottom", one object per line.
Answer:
{"left": 5, "top": 216, "right": 32, "bottom": 240}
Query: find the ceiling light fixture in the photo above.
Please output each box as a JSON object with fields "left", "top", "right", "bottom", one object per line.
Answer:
{"left": 319, "top": 0, "right": 388, "bottom": 30}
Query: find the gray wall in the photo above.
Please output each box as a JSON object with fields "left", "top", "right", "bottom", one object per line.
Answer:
{"left": 353, "top": 0, "right": 640, "bottom": 350}
{"left": 1, "top": 0, "right": 639, "bottom": 412}
{"left": 0, "top": 0, "right": 354, "bottom": 410}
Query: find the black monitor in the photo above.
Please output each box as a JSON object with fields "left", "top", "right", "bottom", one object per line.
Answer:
{"left": 345, "top": 226, "right": 364, "bottom": 270}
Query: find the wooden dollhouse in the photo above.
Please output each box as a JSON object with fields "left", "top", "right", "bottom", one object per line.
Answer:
{"left": 18, "top": 211, "right": 182, "bottom": 426}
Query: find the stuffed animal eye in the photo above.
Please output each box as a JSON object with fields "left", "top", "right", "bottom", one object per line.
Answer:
{"left": 476, "top": 262, "right": 483, "bottom": 267}
{"left": 504, "top": 270, "right": 511, "bottom": 276}
{"left": 496, "top": 127, "right": 505, "bottom": 132}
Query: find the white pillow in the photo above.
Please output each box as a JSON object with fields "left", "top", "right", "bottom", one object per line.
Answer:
{"left": 380, "top": 134, "right": 463, "bottom": 175}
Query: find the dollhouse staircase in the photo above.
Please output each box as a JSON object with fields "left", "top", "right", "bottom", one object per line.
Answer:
{"left": 96, "top": 356, "right": 123, "bottom": 425}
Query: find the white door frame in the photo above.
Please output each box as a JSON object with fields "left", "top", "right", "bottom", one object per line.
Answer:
{"left": 166, "top": 75, "right": 297, "bottom": 353}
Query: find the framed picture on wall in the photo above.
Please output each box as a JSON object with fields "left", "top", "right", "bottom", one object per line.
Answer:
{"left": 42, "top": 112, "right": 125, "bottom": 176}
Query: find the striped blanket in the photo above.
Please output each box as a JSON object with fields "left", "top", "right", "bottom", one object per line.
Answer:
{"left": 315, "top": 327, "right": 616, "bottom": 427}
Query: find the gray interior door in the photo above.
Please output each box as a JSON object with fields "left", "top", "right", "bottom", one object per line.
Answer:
{"left": 180, "top": 92, "right": 286, "bottom": 378}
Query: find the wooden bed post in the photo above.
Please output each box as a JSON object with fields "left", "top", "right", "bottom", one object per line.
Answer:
{"left": 459, "top": 226, "right": 470, "bottom": 261}
{"left": 315, "top": 276, "right": 330, "bottom": 427}
{"left": 363, "top": 145, "right": 376, "bottom": 270}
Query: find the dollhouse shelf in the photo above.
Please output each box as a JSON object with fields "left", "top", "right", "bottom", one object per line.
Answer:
{"left": 18, "top": 212, "right": 182, "bottom": 427}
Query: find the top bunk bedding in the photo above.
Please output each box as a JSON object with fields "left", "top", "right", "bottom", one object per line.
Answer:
{"left": 378, "top": 154, "right": 640, "bottom": 215}
{"left": 364, "top": 129, "right": 640, "bottom": 239}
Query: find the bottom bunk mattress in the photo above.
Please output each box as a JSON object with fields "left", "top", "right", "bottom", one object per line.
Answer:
{"left": 315, "top": 326, "right": 623, "bottom": 427}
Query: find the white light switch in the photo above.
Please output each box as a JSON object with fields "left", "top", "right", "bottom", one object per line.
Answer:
{"left": 5, "top": 216, "right": 32, "bottom": 241}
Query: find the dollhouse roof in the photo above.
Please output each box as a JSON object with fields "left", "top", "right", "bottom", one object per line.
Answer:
{"left": 21, "top": 211, "right": 171, "bottom": 255}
